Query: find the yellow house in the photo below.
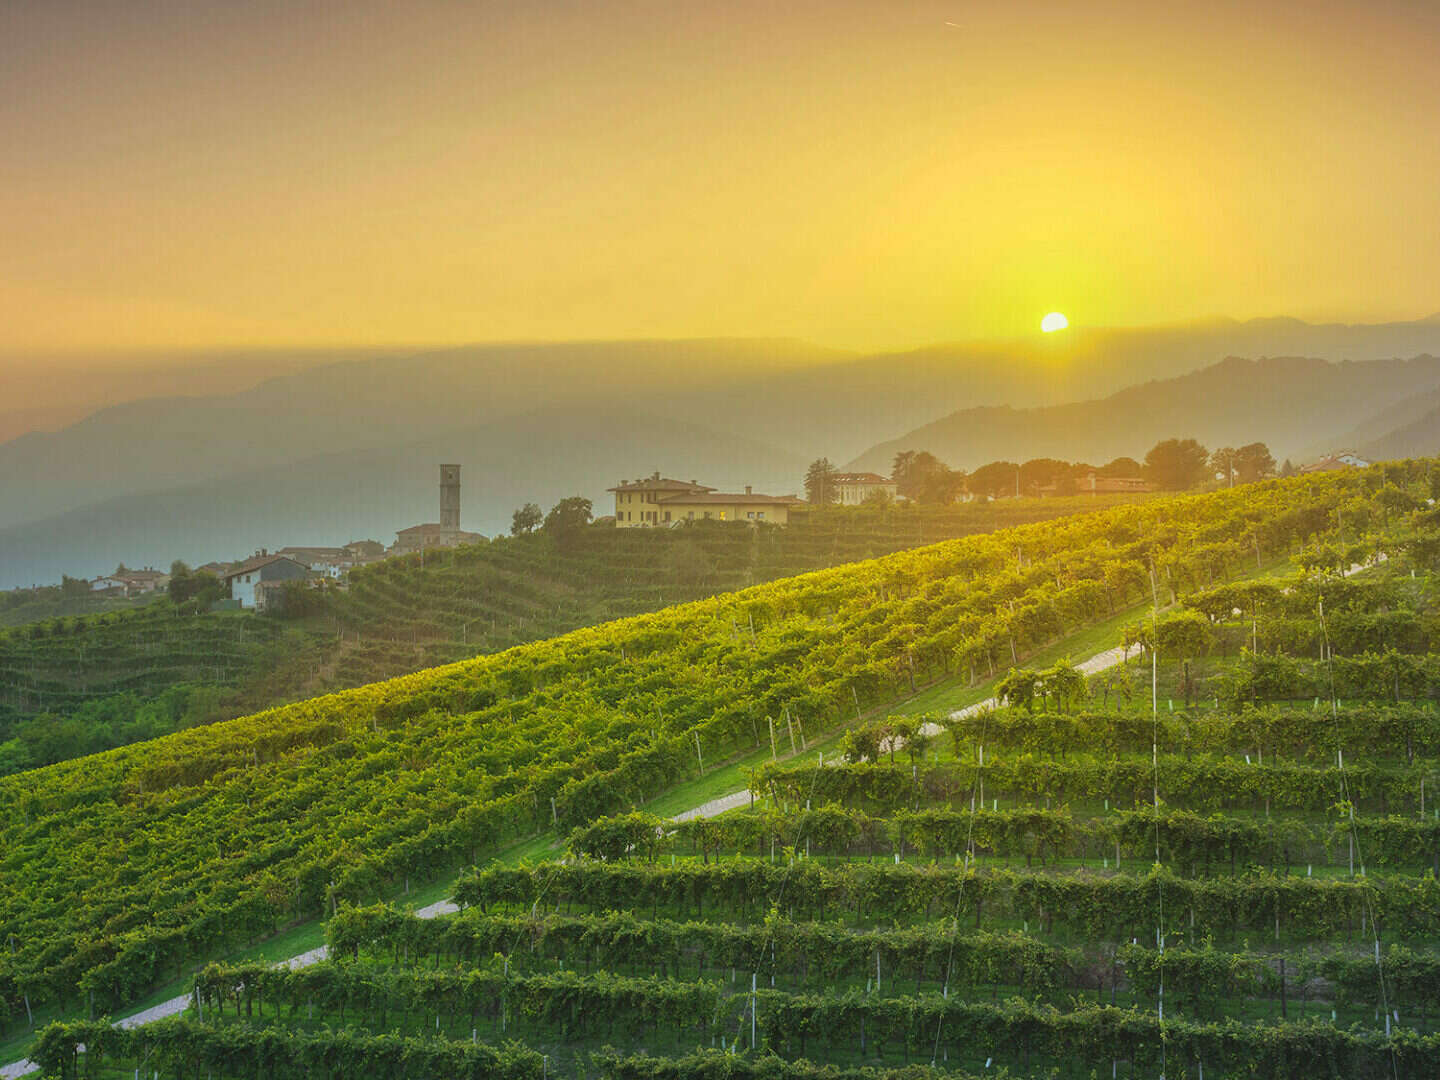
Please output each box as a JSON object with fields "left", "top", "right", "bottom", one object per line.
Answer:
{"left": 609, "top": 472, "right": 804, "bottom": 526}
{"left": 657, "top": 486, "right": 806, "bottom": 524}
{"left": 609, "top": 473, "right": 715, "bottom": 527}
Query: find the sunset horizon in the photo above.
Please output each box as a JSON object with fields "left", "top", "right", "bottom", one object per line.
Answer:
{"left": 5, "top": 5, "right": 1440, "bottom": 1077}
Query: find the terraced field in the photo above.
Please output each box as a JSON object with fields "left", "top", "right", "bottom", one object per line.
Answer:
{"left": 15, "top": 465, "right": 1440, "bottom": 1079}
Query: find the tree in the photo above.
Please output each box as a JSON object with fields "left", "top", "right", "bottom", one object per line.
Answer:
{"left": 511, "top": 503, "right": 543, "bottom": 536}
{"left": 543, "top": 496, "right": 592, "bottom": 536}
{"left": 168, "top": 561, "right": 221, "bottom": 606}
{"left": 1018, "top": 458, "right": 1072, "bottom": 495}
{"left": 918, "top": 465, "right": 965, "bottom": 504}
{"left": 60, "top": 575, "right": 91, "bottom": 597}
{"left": 892, "top": 450, "right": 936, "bottom": 498}
{"left": 891, "top": 450, "right": 965, "bottom": 503}
{"left": 1209, "top": 446, "right": 1238, "bottom": 487}
{"left": 1279, "top": 458, "right": 1297, "bottom": 478}
{"left": 860, "top": 487, "right": 894, "bottom": 508}
{"left": 1233, "top": 442, "right": 1276, "bottom": 484}
{"left": 967, "top": 460, "right": 1022, "bottom": 499}
{"left": 996, "top": 668, "right": 1039, "bottom": 712}
{"left": 804, "top": 458, "right": 839, "bottom": 504}
{"left": 1097, "top": 456, "right": 1143, "bottom": 478}
{"left": 1144, "top": 438, "right": 1210, "bottom": 490}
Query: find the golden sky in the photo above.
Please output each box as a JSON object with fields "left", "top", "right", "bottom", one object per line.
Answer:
{"left": 2, "top": 0, "right": 1438, "bottom": 352}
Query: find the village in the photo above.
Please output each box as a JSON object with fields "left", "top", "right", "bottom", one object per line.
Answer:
{"left": 18, "top": 448, "right": 1371, "bottom": 614}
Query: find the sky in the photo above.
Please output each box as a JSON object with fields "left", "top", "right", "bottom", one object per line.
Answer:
{"left": 2, "top": 0, "right": 1439, "bottom": 356}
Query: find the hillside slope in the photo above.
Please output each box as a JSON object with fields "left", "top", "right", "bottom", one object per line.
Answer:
{"left": 0, "top": 465, "right": 1413, "bottom": 1035}
{"left": 0, "top": 496, "right": 1152, "bottom": 775}
{"left": 849, "top": 354, "right": 1440, "bottom": 472}
{"left": 1357, "top": 402, "right": 1440, "bottom": 462}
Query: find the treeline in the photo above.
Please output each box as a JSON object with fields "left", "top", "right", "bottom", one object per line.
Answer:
{"left": 806, "top": 437, "right": 1319, "bottom": 506}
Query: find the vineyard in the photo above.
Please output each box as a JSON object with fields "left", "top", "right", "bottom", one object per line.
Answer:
{"left": 7, "top": 464, "right": 1439, "bottom": 1078}
{"left": 0, "top": 496, "right": 1149, "bottom": 777}
{"left": 0, "top": 607, "right": 317, "bottom": 775}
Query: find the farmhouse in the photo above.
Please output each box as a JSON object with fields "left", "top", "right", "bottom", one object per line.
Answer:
{"left": 831, "top": 472, "right": 898, "bottom": 505}
{"left": 1302, "top": 452, "right": 1372, "bottom": 473}
{"left": 91, "top": 568, "right": 171, "bottom": 597}
{"left": 278, "top": 546, "right": 350, "bottom": 578}
{"left": 609, "top": 473, "right": 804, "bottom": 526}
{"left": 223, "top": 553, "right": 310, "bottom": 610}
{"left": 1038, "top": 473, "right": 1155, "bottom": 497}
{"left": 609, "top": 474, "right": 714, "bottom": 526}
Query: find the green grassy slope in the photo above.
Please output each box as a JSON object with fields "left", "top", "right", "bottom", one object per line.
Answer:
{"left": 0, "top": 468, "right": 1414, "bottom": 1057}
{"left": 0, "top": 496, "right": 1154, "bottom": 776}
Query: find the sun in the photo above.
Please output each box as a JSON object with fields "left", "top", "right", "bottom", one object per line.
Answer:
{"left": 1041, "top": 312, "right": 1069, "bottom": 333}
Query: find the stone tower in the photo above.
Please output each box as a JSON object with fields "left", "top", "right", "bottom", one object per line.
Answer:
{"left": 439, "top": 464, "right": 461, "bottom": 531}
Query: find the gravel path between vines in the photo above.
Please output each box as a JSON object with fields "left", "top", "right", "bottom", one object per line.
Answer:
{"left": 0, "top": 559, "right": 1376, "bottom": 1078}
{"left": 0, "top": 641, "right": 1148, "bottom": 1077}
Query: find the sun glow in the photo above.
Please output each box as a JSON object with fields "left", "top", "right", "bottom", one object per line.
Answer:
{"left": 1041, "top": 312, "right": 1069, "bottom": 333}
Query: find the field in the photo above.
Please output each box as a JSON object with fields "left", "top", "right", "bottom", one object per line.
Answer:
{"left": 8, "top": 465, "right": 1438, "bottom": 1078}
{"left": 0, "top": 497, "right": 1153, "bottom": 777}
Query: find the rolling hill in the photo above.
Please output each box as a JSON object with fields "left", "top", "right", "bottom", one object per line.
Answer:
{"left": 0, "top": 464, "right": 1426, "bottom": 1073}
{"left": 848, "top": 354, "right": 1440, "bottom": 473}
{"left": 7, "top": 317, "right": 1440, "bottom": 588}
{"left": 0, "top": 495, "right": 1153, "bottom": 776}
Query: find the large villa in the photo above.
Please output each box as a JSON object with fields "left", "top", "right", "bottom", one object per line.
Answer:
{"left": 608, "top": 473, "right": 805, "bottom": 527}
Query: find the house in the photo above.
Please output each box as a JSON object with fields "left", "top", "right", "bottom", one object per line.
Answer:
{"left": 831, "top": 472, "right": 898, "bottom": 506}
{"left": 196, "top": 561, "right": 234, "bottom": 578}
{"left": 1079, "top": 474, "right": 1154, "bottom": 495}
{"left": 1302, "top": 452, "right": 1372, "bottom": 473}
{"left": 278, "top": 546, "right": 351, "bottom": 578}
{"left": 609, "top": 473, "right": 715, "bottom": 527}
{"left": 391, "top": 523, "right": 485, "bottom": 555}
{"left": 1038, "top": 473, "right": 1155, "bottom": 497}
{"left": 90, "top": 575, "right": 127, "bottom": 596}
{"left": 344, "top": 539, "right": 386, "bottom": 562}
{"left": 223, "top": 553, "right": 310, "bottom": 610}
{"left": 609, "top": 472, "right": 804, "bottom": 526}
{"left": 653, "top": 486, "right": 806, "bottom": 524}
{"left": 91, "top": 567, "right": 170, "bottom": 597}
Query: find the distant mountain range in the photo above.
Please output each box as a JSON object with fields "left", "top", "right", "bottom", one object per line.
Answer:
{"left": 847, "top": 355, "right": 1440, "bottom": 474}
{"left": 5, "top": 316, "right": 1440, "bottom": 587}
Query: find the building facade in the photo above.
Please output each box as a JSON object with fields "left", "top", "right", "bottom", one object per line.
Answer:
{"left": 223, "top": 554, "right": 310, "bottom": 609}
{"left": 391, "top": 464, "right": 485, "bottom": 553}
{"left": 654, "top": 487, "right": 805, "bottom": 523}
{"left": 831, "top": 472, "right": 898, "bottom": 505}
{"left": 609, "top": 473, "right": 715, "bottom": 527}
{"left": 609, "top": 473, "right": 804, "bottom": 526}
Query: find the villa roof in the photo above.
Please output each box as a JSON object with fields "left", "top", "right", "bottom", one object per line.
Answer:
{"left": 657, "top": 491, "right": 804, "bottom": 505}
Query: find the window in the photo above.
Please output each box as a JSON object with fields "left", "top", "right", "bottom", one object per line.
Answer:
{"left": 746, "top": 511, "right": 755, "bottom": 519}
{"left": 687, "top": 511, "right": 695, "bottom": 520}
{"left": 663, "top": 511, "right": 671, "bottom": 522}
{"left": 718, "top": 511, "right": 727, "bottom": 521}
{"left": 704, "top": 511, "right": 712, "bottom": 519}
{"left": 757, "top": 512, "right": 766, "bottom": 520}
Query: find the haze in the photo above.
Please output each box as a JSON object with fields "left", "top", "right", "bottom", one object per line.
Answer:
{"left": 3, "top": 0, "right": 1440, "bottom": 376}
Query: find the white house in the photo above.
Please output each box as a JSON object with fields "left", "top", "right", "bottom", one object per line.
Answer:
{"left": 278, "top": 546, "right": 350, "bottom": 578}
{"left": 223, "top": 554, "right": 310, "bottom": 609}
{"left": 831, "top": 472, "right": 899, "bottom": 506}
